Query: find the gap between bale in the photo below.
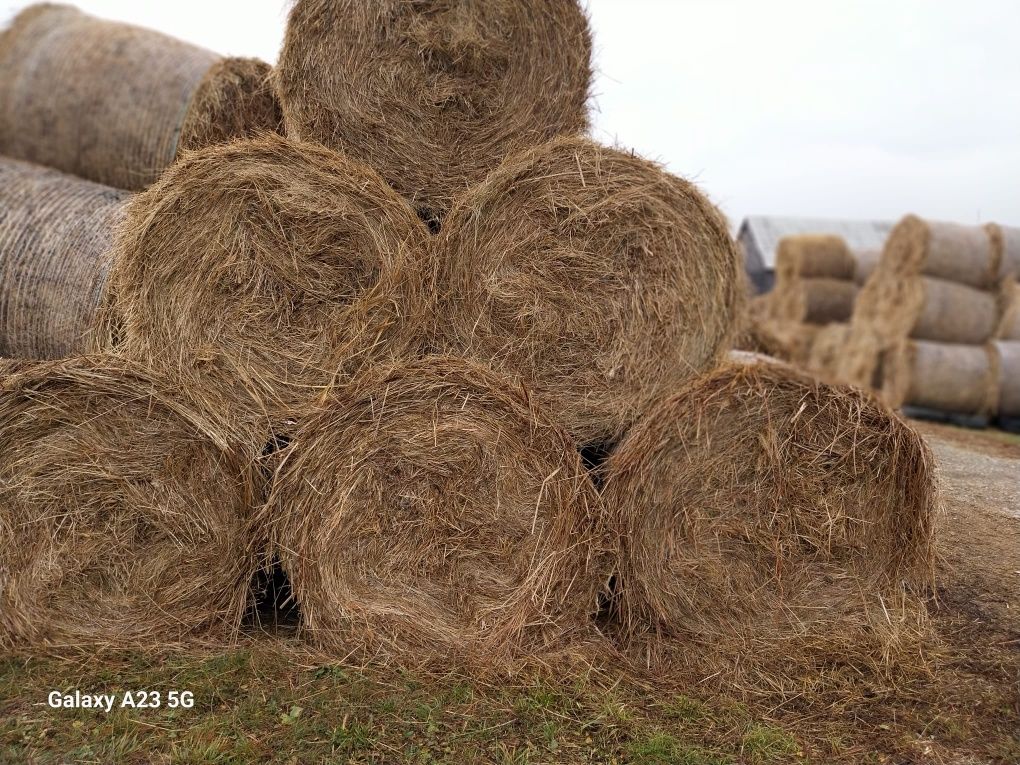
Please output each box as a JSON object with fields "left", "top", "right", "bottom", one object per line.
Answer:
{"left": 0, "top": 4, "right": 281, "bottom": 190}
{"left": 0, "top": 356, "right": 262, "bottom": 650}
{"left": 0, "top": 157, "right": 128, "bottom": 360}
{"left": 435, "top": 136, "right": 741, "bottom": 444}
{"left": 274, "top": 0, "right": 593, "bottom": 219}
{"left": 602, "top": 353, "right": 938, "bottom": 688}
{"left": 259, "top": 356, "right": 609, "bottom": 667}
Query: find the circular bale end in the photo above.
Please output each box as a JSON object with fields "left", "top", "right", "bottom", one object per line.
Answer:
{"left": 179, "top": 57, "right": 284, "bottom": 152}
{"left": 437, "top": 136, "right": 741, "bottom": 444}
{"left": 603, "top": 355, "right": 938, "bottom": 678}
{"left": 274, "top": 0, "right": 593, "bottom": 218}
{"left": 0, "top": 357, "right": 260, "bottom": 649}
{"left": 93, "top": 134, "right": 430, "bottom": 436}
{"left": 263, "top": 357, "right": 606, "bottom": 665}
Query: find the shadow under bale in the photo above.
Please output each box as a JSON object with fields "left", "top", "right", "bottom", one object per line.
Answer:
{"left": 602, "top": 353, "right": 938, "bottom": 689}
{"left": 436, "top": 136, "right": 741, "bottom": 445}
{"left": 0, "top": 356, "right": 261, "bottom": 650}
{"left": 0, "top": 3, "right": 281, "bottom": 190}
{"left": 260, "top": 356, "right": 608, "bottom": 667}
{"left": 274, "top": 0, "right": 593, "bottom": 220}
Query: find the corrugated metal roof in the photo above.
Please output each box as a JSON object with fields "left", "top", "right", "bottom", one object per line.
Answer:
{"left": 738, "top": 215, "right": 895, "bottom": 271}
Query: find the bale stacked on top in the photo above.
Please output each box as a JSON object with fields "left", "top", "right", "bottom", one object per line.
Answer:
{"left": 991, "top": 340, "right": 1020, "bottom": 421}
{"left": 602, "top": 353, "right": 937, "bottom": 680}
{"left": 274, "top": 0, "right": 592, "bottom": 222}
{"left": 0, "top": 157, "right": 128, "bottom": 359}
{"left": 260, "top": 357, "right": 607, "bottom": 665}
{"left": 770, "top": 235, "right": 858, "bottom": 326}
{"left": 92, "top": 134, "right": 431, "bottom": 438}
{"left": 0, "top": 4, "right": 282, "bottom": 190}
{"left": 879, "top": 340, "right": 999, "bottom": 417}
{"left": 0, "top": 356, "right": 261, "bottom": 649}
{"left": 434, "top": 136, "right": 741, "bottom": 445}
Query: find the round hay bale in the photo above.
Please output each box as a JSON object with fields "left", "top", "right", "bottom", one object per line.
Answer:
{"left": 603, "top": 354, "right": 937, "bottom": 673}
{"left": 991, "top": 341, "right": 1020, "bottom": 417}
{"left": 853, "top": 247, "right": 881, "bottom": 285}
{"left": 882, "top": 215, "right": 997, "bottom": 288}
{"left": 274, "top": 0, "right": 592, "bottom": 221}
{"left": 436, "top": 137, "right": 741, "bottom": 444}
{"left": 773, "top": 276, "right": 858, "bottom": 325}
{"left": 0, "top": 4, "right": 281, "bottom": 191}
{"left": 92, "top": 134, "right": 431, "bottom": 436}
{"left": 775, "top": 234, "right": 856, "bottom": 282}
{"left": 0, "top": 156, "right": 128, "bottom": 359}
{"left": 996, "top": 279, "right": 1020, "bottom": 340}
{"left": 260, "top": 356, "right": 606, "bottom": 664}
{"left": 987, "top": 223, "right": 1020, "bottom": 281}
{"left": 868, "top": 274, "right": 999, "bottom": 346}
{"left": 807, "top": 322, "right": 852, "bottom": 378}
{"left": 0, "top": 356, "right": 260, "bottom": 649}
{"left": 880, "top": 339, "right": 998, "bottom": 415}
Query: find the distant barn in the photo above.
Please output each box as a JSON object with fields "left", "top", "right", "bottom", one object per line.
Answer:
{"left": 738, "top": 216, "right": 894, "bottom": 293}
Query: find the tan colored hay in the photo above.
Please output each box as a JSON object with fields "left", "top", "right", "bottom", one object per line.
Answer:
{"left": 0, "top": 356, "right": 260, "bottom": 649}
{"left": 775, "top": 234, "right": 855, "bottom": 282}
{"left": 880, "top": 339, "right": 999, "bottom": 415}
{"left": 602, "top": 354, "right": 936, "bottom": 676}
{"left": 772, "top": 277, "right": 858, "bottom": 325}
{"left": 986, "top": 223, "right": 1020, "bottom": 280}
{"left": 0, "top": 4, "right": 281, "bottom": 191}
{"left": 260, "top": 356, "right": 606, "bottom": 664}
{"left": 991, "top": 340, "right": 1020, "bottom": 417}
{"left": 274, "top": 0, "right": 592, "bottom": 220}
{"left": 91, "top": 134, "right": 430, "bottom": 437}
{"left": 867, "top": 274, "right": 999, "bottom": 345}
{"left": 435, "top": 137, "right": 741, "bottom": 444}
{"left": 807, "top": 322, "right": 851, "bottom": 377}
{"left": 0, "top": 157, "right": 128, "bottom": 359}
{"left": 996, "top": 279, "right": 1020, "bottom": 340}
{"left": 853, "top": 247, "right": 882, "bottom": 285}
{"left": 882, "top": 214, "right": 997, "bottom": 288}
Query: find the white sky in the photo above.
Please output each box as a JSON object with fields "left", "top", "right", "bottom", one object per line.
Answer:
{"left": 4, "top": 0, "right": 1018, "bottom": 228}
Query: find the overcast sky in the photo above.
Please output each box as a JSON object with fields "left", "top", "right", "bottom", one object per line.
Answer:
{"left": 4, "top": 0, "right": 1018, "bottom": 228}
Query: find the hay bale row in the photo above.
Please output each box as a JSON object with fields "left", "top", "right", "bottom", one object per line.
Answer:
{"left": 878, "top": 340, "right": 999, "bottom": 416}
{"left": 0, "top": 156, "right": 128, "bottom": 359}
{"left": 603, "top": 353, "right": 937, "bottom": 678}
{"left": 274, "top": 0, "right": 593, "bottom": 222}
{"left": 0, "top": 356, "right": 260, "bottom": 649}
{"left": 993, "top": 340, "right": 1020, "bottom": 418}
{"left": 0, "top": 4, "right": 281, "bottom": 190}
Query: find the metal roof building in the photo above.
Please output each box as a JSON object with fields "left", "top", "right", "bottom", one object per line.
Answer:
{"left": 738, "top": 215, "right": 895, "bottom": 293}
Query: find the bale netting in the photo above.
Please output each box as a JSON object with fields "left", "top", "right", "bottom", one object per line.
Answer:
{"left": 260, "top": 357, "right": 607, "bottom": 665}
{"left": 775, "top": 234, "right": 856, "bottom": 282}
{"left": 0, "top": 157, "right": 128, "bottom": 360}
{"left": 0, "top": 356, "right": 260, "bottom": 649}
{"left": 274, "top": 0, "right": 592, "bottom": 221}
{"left": 602, "top": 354, "right": 937, "bottom": 682}
{"left": 881, "top": 214, "right": 998, "bottom": 288}
{"left": 866, "top": 274, "right": 999, "bottom": 346}
{"left": 772, "top": 276, "right": 858, "bottom": 325}
{"left": 991, "top": 341, "right": 1020, "bottom": 417}
{"left": 0, "top": 4, "right": 281, "bottom": 191}
{"left": 436, "top": 137, "right": 741, "bottom": 444}
{"left": 92, "top": 134, "right": 431, "bottom": 436}
{"left": 879, "top": 339, "right": 999, "bottom": 415}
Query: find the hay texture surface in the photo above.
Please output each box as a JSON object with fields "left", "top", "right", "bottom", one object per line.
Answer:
{"left": 997, "top": 279, "right": 1020, "bottom": 340}
{"left": 0, "top": 157, "right": 128, "bottom": 360}
{"left": 865, "top": 275, "right": 999, "bottom": 346}
{"left": 987, "top": 223, "right": 1020, "bottom": 280}
{"left": 436, "top": 137, "right": 740, "bottom": 444}
{"left": 882, "top": 215, "right": 997, "bottom": 288}
{"left": 274, "top": 0, "right": 592, "bottom": 219}
{"left": 772, "top": 277, "right": 858, "bottom": 325}
{"left": 0, "top": 4, "right": 281, "bottom": 190}
{"left": 603, "top": 355, "right": 937, "bottom": 675}
{"left": 880, "top": 340, "right": 999, "bottom": 415}
{"left": 93, "top": 135, "right": 430, "bottom": 437}
{"left": 991, "top": 341, "right": 1020, "bottom": 417}
{"left": 0, "top": 357, "right": 260, "bottom": 649}
{"left": 775, "top": 234, "right": 856, "bottom": 282}
{"left": 262, "top": 357, "right": 605, "bottom": 664}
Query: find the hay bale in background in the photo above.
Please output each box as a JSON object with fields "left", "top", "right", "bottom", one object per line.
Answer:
{"left": 261, "top": 357, "right": 606, "bottom": 664}
{"left": 987, "top": 223, "right": 1020, "bottom": 280}
{"left": 775, "top": 234, "right": 856, "bottom": 282}
{"left": 436, "top": 137, "right": 740, "bottom": 444}
{"left": 603, "top": 355, "right": 936, "bottom": 676}
{"left": 991, "top": 341, "right": 1020, "bottom": 418}
{"left": 92, "top": 135, "right": 430, "bottom": 437}
{"left": 853, "top": 247, "right": 881, "bottom": 285}
{"left": 0, "top": 4, "right": 281, "bottom": 190}
{"left": 772, "top": 277, "right": 858, "bottom": 325}
{"left": 868, "top": 275, "right": 999, "bottom": 346}
{"left": 882, "top": 215, "right": 997, "bottom": 288}
{"left": 0, "top": 157, "right": 128, "bottom": 359}
{"left": 274, "top": 0, "right": 592, "bottom": 221}
{"left": 996, "top": 279, "right": 1020, "bottom": 340}
{"left": 807, "top": 322, "right": 852, "bottom": 378}
{"left": 880, "top": 340, "right": 998, "bottom": 415}
{"left": 0, "top": 356, "right": 260, "bottom": 649}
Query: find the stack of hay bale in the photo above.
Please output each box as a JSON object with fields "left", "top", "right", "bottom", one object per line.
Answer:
{"left": 0, "top": 1, "right": 938, "bottom": 687}
{"left": 833, "top": 215, "right": 1020, "bottom": 427}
